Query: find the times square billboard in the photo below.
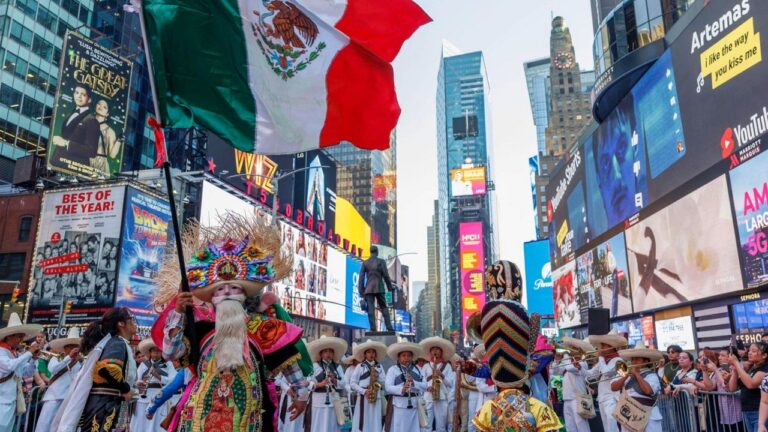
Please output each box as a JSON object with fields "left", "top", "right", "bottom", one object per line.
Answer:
{"left": 547, "top": 0, "right": 768, "bottom": 321}
{"left": 459, "top": 222, "right": 485, "bottom": 339}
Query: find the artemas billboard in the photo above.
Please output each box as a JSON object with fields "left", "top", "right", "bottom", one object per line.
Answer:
{"left": 115, "top": 188, "right": 173, "bottom": 327}
{"left": 28, "top": 186, "right": 125, "bottom": 324}
{"left": 729, "top": 149, "right": 768, "bottom": 288}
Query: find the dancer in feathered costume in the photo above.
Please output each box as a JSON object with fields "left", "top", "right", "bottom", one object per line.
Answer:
{"left": 466, "top": 260, "right": 562, "bottom": 432}
{"left": 150, "top": 213, "right": 313, "bottom": 432}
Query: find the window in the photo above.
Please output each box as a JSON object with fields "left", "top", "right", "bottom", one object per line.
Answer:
{"left": 56, "top": 19, "right": 68, "bottom": 37}
{"left": 32, "top": 35, "right": 52, "bottom": 61}
{"left": 18, "top": 216, "right": 32, "bottom": 241}
{"left": 15, "top": 0, "right": 37, "bottom": 17}
{"left": 9, "top": 21, "right": 33, "bottom": 47}
{"left": 0, "top": 118, "right": 16, "bottom": 143}
{"left": 0, "top": 84, "right": 22, "bottom": 110}
{"left": 15, "top": 127, "right": 40, "bottom": 151}
{"left": 21, "top": 96, "right": 43, "bottom": 120}
{"left": 0, "top": 253, "right": 25, "bottom": 280}
{"left": 36, "top": 6, "right": 56, "bottom": 32}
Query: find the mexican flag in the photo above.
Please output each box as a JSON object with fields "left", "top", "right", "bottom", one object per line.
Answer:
{"left": 142, "top": 0, "right": 430, "bottom": 155}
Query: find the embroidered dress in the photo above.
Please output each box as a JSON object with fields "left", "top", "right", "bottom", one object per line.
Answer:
{"left": 80, "top": 336, "right": 136, "bottom": 432}
{"left": 472, "top": 389, "right": 561, "bottom": 432}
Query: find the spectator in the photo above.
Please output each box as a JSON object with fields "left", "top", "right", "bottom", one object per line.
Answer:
{"left": 663, "top": 344, "right": 683, "bottom": 385}
{"left": 758, "top": 375, "right": 768, "bottom": 432}
{"left": 729, "top": 342, "right": 768, "bottom": 432}
{"left": 657, "top": 354, "right": 669, "bottom": 379}
{"left": 696, "top": 349, "right": 719, "bottom": 392}
{"left": 718, "top": 348, "right": 744, "bottom": 431}
{"left": 668, "top": 351, "right": 698, "bottom": 396}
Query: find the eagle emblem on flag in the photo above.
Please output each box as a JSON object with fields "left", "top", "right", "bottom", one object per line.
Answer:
{"left": 251, "top": 0, "right": 326, "bottom": 80}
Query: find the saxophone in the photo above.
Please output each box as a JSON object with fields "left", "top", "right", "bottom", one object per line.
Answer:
{"left": 431, "top": 354, "right": 442, "bottom": 401}
{"left": 366, "top": 361, "right": 381, "bottom": 403}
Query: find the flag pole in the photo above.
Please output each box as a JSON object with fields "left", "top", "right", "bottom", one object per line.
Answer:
{"left": 137, "top": 2, "right": 199, "bottom": 366}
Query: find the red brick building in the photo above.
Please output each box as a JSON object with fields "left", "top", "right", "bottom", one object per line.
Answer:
{"left": 0, "top": 192, "right": 41, "bottom": 314}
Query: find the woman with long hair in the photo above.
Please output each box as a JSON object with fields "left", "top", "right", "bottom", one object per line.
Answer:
{"left": 91, "top": 100, "right": 122, "bottom": 176}
{"left": 54, "top": 307, "right": 138, "bottom": 432}
{"left": 730, "top": 342, "right": 768, "bottom": 432}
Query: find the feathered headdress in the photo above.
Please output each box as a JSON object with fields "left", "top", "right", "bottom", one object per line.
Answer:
{"left": 154, "top": 213, "right": 293, "bottom": 306}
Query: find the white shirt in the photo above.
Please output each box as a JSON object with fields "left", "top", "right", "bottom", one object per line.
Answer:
{"left": 561, "top": 359, "right": 589, "bottom": 401}
{"left": 350, "top": 361, "right": 385, "bottom": 401}
{"left": 0, "top": 347, "right": 33, "bottom": 416}
{"left": 624, "top": 370, "right": 662, "bottom": 420}
{"left": 421, "top": 361, "right": 455, "bottom": 402}
{"left": 309, "top": 361, "right": 346, "bottom": 407}
{"left": 588, "top": 356, "right": 621, "bottom": 402}
{"left": 42, "top": 355, "right": 82, "bottom": 401}
{"left": 385, "top": 363, "right": 427, "bottom": 409}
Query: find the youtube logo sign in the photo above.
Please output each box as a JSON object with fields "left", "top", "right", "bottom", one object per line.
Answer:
{"left": 721, "top": 127, "right": 735, "bottom": 159}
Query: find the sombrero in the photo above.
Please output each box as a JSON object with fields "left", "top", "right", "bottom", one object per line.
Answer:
{"left": 588, "top": 329, "right": 628, "bottom": 349}
{"left": 420, "top": 336, "right": 455, "bottom": 360}
{"left": 0, "top": 313, "right": 42, "bottom": 341}
{"left": 619, "top": 342, "right": 664, "bottom": 362}
{"left": 307, "top": 336, "right": 347, "bottom": 362}
{"left": 50, "top": 327, "right": 82, "bottom": 353}
{"left": 353, "top": 339, "right": 387, "bottom": 362}
{"left": 561, "top": 336, "right": 594, "bottom": 354}
{"left": 387, "top": 342, "right": 423, "bottom": 361}
{"left": 138, "top": 338, "right": 159, "bottom": 358}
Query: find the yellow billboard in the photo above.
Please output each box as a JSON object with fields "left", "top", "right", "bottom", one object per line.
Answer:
{"left": 335, "top": 197, "right": 371, "bottom": 257}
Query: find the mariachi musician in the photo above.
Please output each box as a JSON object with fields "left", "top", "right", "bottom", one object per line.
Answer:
{"left": 385, "top": 341, "right": 428, "bottom": 431}
{"left": 308, "top": 336, "right": 348, "bottom": 432}
{"left": 419, "top": 337, "right": 456, "bottom": 432}
{"left": 349, "top": 340, "right": 387, "bottom": 432}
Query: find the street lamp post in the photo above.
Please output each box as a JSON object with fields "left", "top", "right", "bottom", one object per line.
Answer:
{"left": 227, "top": 165, "right": 330, "bottom": 225}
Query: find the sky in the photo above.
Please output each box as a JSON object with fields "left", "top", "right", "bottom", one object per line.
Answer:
{"left": 394, "top": 0, "right": 595, "bottom": 283}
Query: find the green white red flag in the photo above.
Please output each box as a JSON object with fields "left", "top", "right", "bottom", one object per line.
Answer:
{"left": 141, "top": 0, "right": 430, "bottom": 154}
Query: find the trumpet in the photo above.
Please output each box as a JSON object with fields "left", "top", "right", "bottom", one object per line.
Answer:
{"left": 551, "top": 349, "right": 601, "bottom": 367}
{"left": 615, "top": 359, "right": 660, "bottom": 377}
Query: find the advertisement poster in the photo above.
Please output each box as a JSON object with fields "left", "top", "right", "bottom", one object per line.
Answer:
{"left": 729, "top": 149, "right": 768, "bottom": 288}
{"left": 576, "top": 233, "right": 633, "bottom": 320}
{"left": 552, "top": 260, "right": 580, "bottom": 328}
{"left": 459, "top": 222, "right": 485, "bottom": 333}
{"left": 115, "top": 188, "right": 173, "bottom": 327}
{"left": 292, "top": 150, "right": 338, "bottom": 238}
{"left": 523, "top": 240, "right": 553, "bottom": 315}
{"left": 450, "top": 166, "right": 487, "bottom": 196}
{"left": 655, "top": 316, "right": 695, "bottom": 351}
{"left": 733, "top": 299, "right": 768, "bottom": 343}
{"left": 345, "top": 256, "right": 369, "bottom": 329}
{"left": 28, "top": 186, "right": 126, "bottom": 324}
{"left": 670, "top": 0, "right": 768, "bottom": 180}
{"left": 47, "top": 32, "right": 132, "bottom": 179}
{"left": 395, "top": 309, "right": 413, "bottom": 335}
{"left": 585, "top": 94, "right": 650, "bottom": 237}
{"left": 626, "top": 176, "right": 743, "bottom": 313}
{"left": 548, "top": 147, "right": 589, "bottom": 268}
{"left": 612, "top": 317, "right": 655, "bottom": 349}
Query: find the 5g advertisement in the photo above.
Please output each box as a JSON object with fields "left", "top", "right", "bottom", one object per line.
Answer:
{"left": 547, "top": 0, "right": 768, "bottom": 323}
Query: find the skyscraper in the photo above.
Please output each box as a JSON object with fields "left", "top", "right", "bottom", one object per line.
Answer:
{"left": 325, "top": 135, "right": 397, "bottom": 248}
{"left": 427, "top": 199, "right": 441, "bottom": 328}
{"left": 529, "top": 16, "right": 594, "bottom": 241}
{"left": 590, "top": 0, "right": 622, "bottom": 33}
{"left": 524, "top": 58, "right": 551, "bottom": 156}
{"left": 436, "top": 45, "right": 497, "bottom": 343}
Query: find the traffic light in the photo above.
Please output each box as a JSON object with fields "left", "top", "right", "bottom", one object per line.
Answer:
{"left": 10, "top": 287, "right": 21, "bottom": 303}
{"left": 64, "top": 300, "right": 72, "bottom": 314}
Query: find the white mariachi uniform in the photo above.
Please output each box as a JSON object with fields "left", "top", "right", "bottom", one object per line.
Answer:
{"left": 0, "top": 346, "right": 34, "bottom": 430}
{"left": 130, "top": 360, "right": 176, "bottom": 432}
{"left": 618, "top": 370, "right": 663, "bottom": 432}
{"left": 463, "top": 375, "right": 480, "bottom": 432}
{"left": 350, "top": 360, "right": 385, "bottom": 432}
{"left": 474, "top": 376, "right": 497, "bottom": 412}
{"left": 344, "top": 364, "right": 357, "bottom": 412}
{"left": 421, "top": 360, "right": 455, "bottom": 432}
{"left": 561, "top": 358, "right": 591, "bottom": 432}
{"left": 385, "top": 363, "right": 427, "bottom": 431}
{"left": 309, "top": 360, "right": 346, "bottom": 432}
{"left": 35, "top": 354, "right": 82, "bottom": 432}
{"left": 276, "top": 372, "right": 305, "bottom": 432}
{"left": 589, "top": 356, "right": 622, "bottom": 432}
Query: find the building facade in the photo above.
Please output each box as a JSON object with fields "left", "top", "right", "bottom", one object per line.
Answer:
{"left": 590, "top": 0, "right": 622, "bottom": 33}
{"left": 0, "top": 189, "right": 40, "bottom": 324}
{"left": 523, "top": 58, "right": 551, "bottom": 157}
{"left": 436, "top": 47, "right": 497, "bottom": 343}
{"left": 426, "top": 199, "right": 441, "bottom": 330}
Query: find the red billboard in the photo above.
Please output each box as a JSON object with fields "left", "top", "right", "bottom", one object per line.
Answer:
{"left": 460, "top": 222, "right": 485, "bottom": 338}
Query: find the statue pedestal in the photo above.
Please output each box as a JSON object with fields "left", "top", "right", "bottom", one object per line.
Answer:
{"left": 360, "top": 331, "right": 400, "bottom": 371}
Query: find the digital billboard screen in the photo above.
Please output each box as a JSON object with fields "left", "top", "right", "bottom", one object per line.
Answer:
{"left": 655, "top": 316, "right": 696, "bottom": 351}
{"left": 626, "top": 176, "right": 743, "bottom": 313}
{"left": 459, "top": 222, "right": 485, "bottom": 334}
{"left": 669, "top": 0, "right": 768, "bottom": 187}
{"left": 451, "top": 167, "right": 487, "bottom": 197}
{"left": 575, "top": 233, "right": 633, "bottom": 321}
{"left": 28, "top": 186, "right": 125, "bottom": 324}
{"left": 548, "top": 147, "right": 589, "bottom": 268}
{"left": 552, "top": 260, "right": 580, "bottom": 328}
{"left": 729, "top": 149, "right": 768, "bottom": 288}
{"left": 523, "top": 240, "right": 553, "bottom": 315}
{"left": 115, "top": 188, "right": 173, "bottom": 327}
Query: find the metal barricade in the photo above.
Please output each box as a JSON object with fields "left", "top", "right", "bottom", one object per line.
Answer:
{"left": 658, "top": 391, "right": 698, "bottom": 432}
{"left": 16, "top": 384, "right": 45, "bottom": 432}
{"left": 698, "top": 390, "right": 744, "bottom": 432}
